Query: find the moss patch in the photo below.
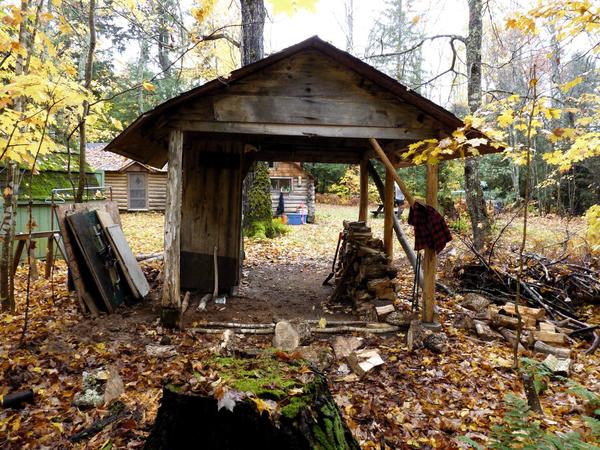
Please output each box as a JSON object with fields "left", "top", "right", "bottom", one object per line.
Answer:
{"left": 209, "top": 354, "right": 306, "bottom": 401}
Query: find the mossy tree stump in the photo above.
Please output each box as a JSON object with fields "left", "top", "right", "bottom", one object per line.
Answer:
{"left": 145, "top": 352, "right": 359, "bottom": 450}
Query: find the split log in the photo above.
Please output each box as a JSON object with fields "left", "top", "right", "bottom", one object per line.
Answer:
{"left": 490, "top": 309, "right": 536, "bottom": 330}
{"left": 533, "top": 341, "right": 571, "bottom": 359}
{"left": 498, "top": 303, "right": 545, "bottom": 320}
{"left": 144, "top": 359, "right": 359, "bottom": 450}
{"left": 532, "top": 330, "right": 567, "bottom": 345}
{"left": 498, "top": 328, "right": 526, "bottom": 353}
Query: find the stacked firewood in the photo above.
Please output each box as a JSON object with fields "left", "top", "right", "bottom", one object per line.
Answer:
{"left": 330, "top": 221, "right": 398, "bottom": 321}
{"left": 455, "top": 293, "right": 598, "bottom": 367}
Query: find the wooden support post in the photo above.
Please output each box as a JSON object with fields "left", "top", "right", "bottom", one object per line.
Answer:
{"left": 358, "top": 160, "right": 369, "bottom": 223}
{"left": 422, "top": 164, "right": 438, "bottom": 324}
{"left": 384, "top": 166, "right": 394, "bottom": 260}
{"left": 45, "top": 235, "right": 54, "bottom": 279}
{"left": 161, "top": 129, "right": 184, "bottom": 327}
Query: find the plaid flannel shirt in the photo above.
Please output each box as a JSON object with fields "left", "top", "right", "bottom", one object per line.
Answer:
{"left": 407, "top": 202, "right": 452, "bottom": 253}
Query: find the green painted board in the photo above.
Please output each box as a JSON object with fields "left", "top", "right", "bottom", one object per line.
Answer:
{"left": 66, "top": 211, "right": 129, "bottom": 311}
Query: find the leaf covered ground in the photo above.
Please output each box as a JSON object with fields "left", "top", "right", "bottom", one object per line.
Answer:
{"left": 1, "top": 205, "right": 598, "bottom": 449}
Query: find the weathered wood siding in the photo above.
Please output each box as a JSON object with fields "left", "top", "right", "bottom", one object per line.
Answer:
{"left": 167, "top": 49, "right": 440, "bottom": 159}
{"left": 148, "top": 173, "right": 167, "bottom": 210}
{"left": 180, "top": 140, "right": 243, "bottom": 293}
{"left": 104, "top": 169, "right": 166, "bottom": 211}
{"left": 269, "top": 162, "right": 314, "bottom": 214}
{"left": 105, "top": 172, "right": 128, "bottom": 210}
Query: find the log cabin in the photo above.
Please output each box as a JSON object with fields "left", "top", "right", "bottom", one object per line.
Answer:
{"left": 87, "top": 143, "right": 167, "bottom": 212}
{"left": 269, "top": 161, "right": 315, "bottom": 222}
{"left": 104, "top": 36, "right": 502, "bottom": 327}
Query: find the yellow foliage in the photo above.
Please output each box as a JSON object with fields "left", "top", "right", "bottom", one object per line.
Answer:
{"left": 269, "top": 0, "right": 319, "bottom": 16}
{"left": 584, "top": 205, "right": 600, "bottom": 255}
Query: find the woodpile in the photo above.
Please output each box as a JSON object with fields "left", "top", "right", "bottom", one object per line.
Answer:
{"left": 456, "top": 241, "right": 600, "bottom": 355}
{"left": 330, "top": 221, "right": 398, "bottom": 320}
{"left": 456, "top": 293, "right": 586, "bottom": 361}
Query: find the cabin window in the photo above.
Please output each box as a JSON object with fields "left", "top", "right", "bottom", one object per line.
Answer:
{"left": 128, "top": 172, "right": 148, "bottom": 210}
{"left": 271, "top": 177, "right": 293, "bottom": 193}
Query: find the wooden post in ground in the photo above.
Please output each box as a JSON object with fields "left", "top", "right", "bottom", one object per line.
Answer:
{"left": 422, "top": 163, "right": 438, "bottom": 324}
{"left": 358, "top": 160, "right": 369, "bottom": 222}
{"left": 161, "top": 129, "right": 184, "bottom": 327}
{"left": 384, "top": 166, "right": 394, "bottom": 260}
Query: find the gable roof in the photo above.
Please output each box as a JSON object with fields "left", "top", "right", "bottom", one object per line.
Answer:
{"left": 87, "top": 143, "right": 166, "bottom": 172}
{"left": 106, "top": 36, "right": 498, "bottom": 167}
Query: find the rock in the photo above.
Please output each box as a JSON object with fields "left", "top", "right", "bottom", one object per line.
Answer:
{"left": 385, "top": 310, "right": 418, "bottom": 327}
{"left": 424, "top": 332, "right": 448, "bottom": 354}
{"left": 296, "top": 345, "right": 334, "bottom": 371}
{"left": 460, "top": 293, "right": 491, "bottom": 313}
{"left": 474, "top": 321, "right": 502, "bottom": 341}
{"left": 73, "top": 366, "right": 123, "bottom": 408}
{"left": 146, "top": 344, "right": 177, "bottom": 358}
{"left": 289, "top": 319, "right": 312, "bottom": 345}
{"left": 332, "top": 336, "right": 363, "bottom": 359}
{"left": 542, "top": 354, "right": 571, "bottom": 376}
{"left": 273, "top": 321, "right": 300, "bottom": 351}
{"left": 103, "top": 366, "right": 124, "bottom": 404}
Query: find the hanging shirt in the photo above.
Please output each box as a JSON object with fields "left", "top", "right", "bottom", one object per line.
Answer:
{"left": 395, "top": 183, "right": 405, "bottom": 203}
{"left": 408, "top": 202, "right": 452, "bottom": 253}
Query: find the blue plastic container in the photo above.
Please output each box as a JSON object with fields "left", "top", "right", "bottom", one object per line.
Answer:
{"left": 286, "top": 213, "right": 306, "bottom": 225}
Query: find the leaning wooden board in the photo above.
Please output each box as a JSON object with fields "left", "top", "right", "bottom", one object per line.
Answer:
{"left": 55, "top": 205, "right": 99, "bottom": 316}
{"left": 67, "top": 210, "right": 128, "bottom": 312}
{"left": 55, "top": 202, "right": 123, "bottom": 315}
{"left": 96, "top": 210, "right": 150, "bottom": 298}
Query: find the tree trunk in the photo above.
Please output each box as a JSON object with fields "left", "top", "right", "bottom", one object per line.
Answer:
{"left": 0, "top": 163, "right": 19, "bottom": 313}
{"left": 240, "top": 0, "right": 265, "bottom": 66}
{"left": 240, "top": 0, "right": 267, "bottom": 231}
{"left": 464, "top": 0, "right": 491, "bottom": 250}
{"left": 76, "top": 0, "right": 96, "bottom": 203}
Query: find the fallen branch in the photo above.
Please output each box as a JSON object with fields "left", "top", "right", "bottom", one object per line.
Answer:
{"left": 69, "top": 403, "right": 128, "bottom": 443}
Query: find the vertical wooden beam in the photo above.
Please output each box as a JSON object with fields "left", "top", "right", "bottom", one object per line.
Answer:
{"left": 161, "top": 129, "right": 184, "bottom": 327}
{"left": 384, "top": 166, "right": 394, "bottom": 260}
{"left": 358, "top": 160, "right": 369, "bottom": 222}
{"left": 422, "top": 163, "right": 439, "bottom": 324}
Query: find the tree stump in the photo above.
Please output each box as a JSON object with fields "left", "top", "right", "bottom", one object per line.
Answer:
{"left": 145, "top": 352, "right": 359, "bottom": 450}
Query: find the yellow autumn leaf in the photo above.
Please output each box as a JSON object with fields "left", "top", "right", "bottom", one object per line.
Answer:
{"left": 142, "top": 81, "right": 155, "bottom": 92}
{"left": 497, "top": 109, "right": 514, "bottom": 128}
{"left": 560, "top": 76, "right": 583, "bottom": 92}
{"left": 252, "top": 397, "right": 275, "bottom": 416}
